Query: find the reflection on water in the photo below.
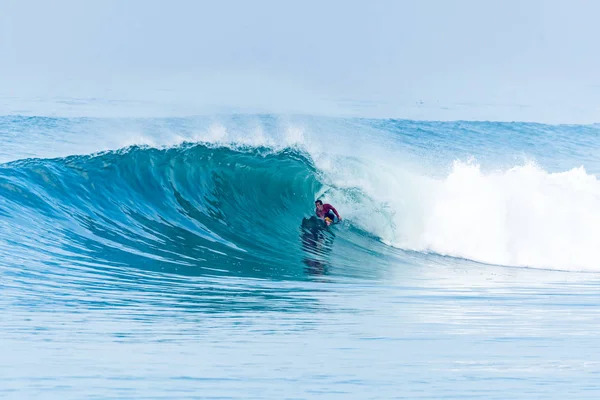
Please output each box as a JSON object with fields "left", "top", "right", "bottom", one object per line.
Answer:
{"left": 300, "top": 217, "right": 335, "bottom": 276}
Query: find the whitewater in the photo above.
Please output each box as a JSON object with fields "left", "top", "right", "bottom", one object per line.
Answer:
{"left": 2, "top": 113, "right": 600, "bottom": 399}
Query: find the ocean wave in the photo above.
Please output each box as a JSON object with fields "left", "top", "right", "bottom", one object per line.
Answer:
{"left": 2, "top": 115, "right": 600, "bottom": 273}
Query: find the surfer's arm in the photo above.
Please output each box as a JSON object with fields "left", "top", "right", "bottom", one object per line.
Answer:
{"left": 329, "top": 205, "right": 341, "bottom": 220}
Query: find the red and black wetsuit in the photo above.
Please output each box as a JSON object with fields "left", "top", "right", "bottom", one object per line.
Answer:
{"left": 316, "top": 204, "right": 340, "bottom": 221}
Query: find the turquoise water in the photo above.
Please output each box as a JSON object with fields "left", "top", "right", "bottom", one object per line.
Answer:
{"left": 2, "top": 115, "right": 600, "bottom": 398}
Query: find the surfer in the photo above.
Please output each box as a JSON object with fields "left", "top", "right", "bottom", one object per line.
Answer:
{"left": 299, "top": 200, "right": 340, "bottom": 276}
{"left": 315, "top": 200, "right": 342, "bottom": 226}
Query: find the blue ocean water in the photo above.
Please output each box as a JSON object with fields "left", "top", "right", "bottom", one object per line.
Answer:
{"left": 1, "top": 114, "right": 600, "bottom": 398}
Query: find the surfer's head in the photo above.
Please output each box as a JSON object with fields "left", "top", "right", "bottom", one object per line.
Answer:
{"left": 315, "top": 199, "right": 323, "bottom": 211}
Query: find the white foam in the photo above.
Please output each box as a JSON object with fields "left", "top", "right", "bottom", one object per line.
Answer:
{"left": 412, "top": 161, "right": 600, "bottom": 271}
{"left": 321, "top": 155, "right": 600, "bottom": 272}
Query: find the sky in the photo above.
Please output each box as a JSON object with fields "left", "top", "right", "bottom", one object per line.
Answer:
{"left": 1, "top": 0, "right": 599, "bottom": 122}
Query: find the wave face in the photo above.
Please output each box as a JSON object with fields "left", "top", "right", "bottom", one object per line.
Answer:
{"left": 1, "top": 145, "right": 332, "bottom": 278}
{"left": 1, "top": 115, "right": 600, "bottom": 275}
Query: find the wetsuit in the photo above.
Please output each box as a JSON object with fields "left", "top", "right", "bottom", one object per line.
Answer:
{"left": 316, "top": 204, "right": 340, "bottom": 222}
